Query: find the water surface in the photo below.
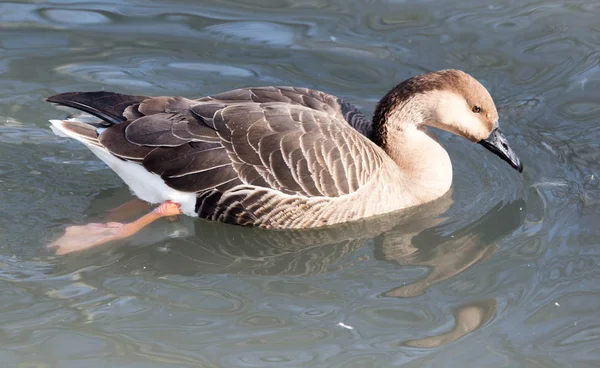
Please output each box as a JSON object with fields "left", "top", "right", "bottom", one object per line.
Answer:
{"left": 1, "top": 0, "right": 600, "bottom": 366}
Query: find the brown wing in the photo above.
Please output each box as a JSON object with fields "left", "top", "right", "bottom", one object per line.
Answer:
{"left": 99, "top": 96, "right": 242, "bottom": 193}
{"left": 202, "top": 101, "right": 382, "bottom": 197}
{"left": 195, "top": 86, "right": 379, "bottom": 196}
{"left": 48, "top": 88, "right": 382, "bottom": 197}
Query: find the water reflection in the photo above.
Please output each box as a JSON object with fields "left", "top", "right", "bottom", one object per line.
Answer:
{"left": 55, "top": 187, "right": 525, "bottom": 291}
{"left": 403, "top": 298, "right": 497, "bottom": 348}
{"left": 44, "top": 187, "right": 526, "bottom": 349}
{"left": 382, "top": 199, "right": 526, "bottom": 298}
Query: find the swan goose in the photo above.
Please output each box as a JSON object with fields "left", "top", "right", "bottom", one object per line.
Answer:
{"left": 46, "top": 69, "right": 522, "bottom": 254}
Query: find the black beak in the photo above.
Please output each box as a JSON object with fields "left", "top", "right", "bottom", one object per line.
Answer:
{"left": 478, "top": 128, "right": 523, "bottom": 173}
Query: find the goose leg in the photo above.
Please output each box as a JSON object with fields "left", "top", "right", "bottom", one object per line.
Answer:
{"left": 106, "top": 198, "right": 151, "bottom": 222}
{"left": 106, "top": 198, "right": 178, "bottom": 223}
{"left": 49, "top": 201, "right": 182, "bottom": 255}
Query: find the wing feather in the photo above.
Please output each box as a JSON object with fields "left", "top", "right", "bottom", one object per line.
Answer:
{"left": 50, "top": 87, "right": 382, "bottom": 203}
{"left": 99, "top": 121, "right": 155, "bottom": 161}
{"left": 142, "top": 143, "right": 227, "bottom": 177}
{"left": 164, "top": 166, "right": 240, "bottom": 193}
{"left": 125, "top": 113, "right": 190, "bottom": 147}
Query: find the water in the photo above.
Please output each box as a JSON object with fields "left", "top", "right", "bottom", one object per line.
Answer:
{"left": 1, "top": 0, "right": 599, "bottom": 366}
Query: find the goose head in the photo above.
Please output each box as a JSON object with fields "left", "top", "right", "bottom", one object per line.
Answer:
{"left": 373, "top": 69, "right": 523, "bottom": 173}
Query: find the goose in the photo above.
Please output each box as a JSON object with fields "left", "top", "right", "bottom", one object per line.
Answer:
{"left": 47, "top": 69, "right": 522, "bottom": 255}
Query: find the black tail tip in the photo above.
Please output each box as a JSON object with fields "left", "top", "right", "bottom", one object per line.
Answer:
{"left": 45, "top": 91, "right": 147, "bottom": 125}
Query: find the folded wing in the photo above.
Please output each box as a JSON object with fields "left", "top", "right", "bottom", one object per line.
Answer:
{"left": 48, "top": 87, "right": 383, "bottom": 197}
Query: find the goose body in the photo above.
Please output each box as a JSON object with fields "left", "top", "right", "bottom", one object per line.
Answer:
{"left": 49, "top": 87, "right": 415, "bottom": 228}
{"left": 47, "top": 70, "right": 522, "bottom": 253}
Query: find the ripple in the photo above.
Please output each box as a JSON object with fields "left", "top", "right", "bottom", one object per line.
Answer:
{"left": 366, "top": 10, "right": 432, "bottom": 32}
{"left": 362, "top": 304, "right": 439, "bottom": 328}
{"left": 221, "top": 352, "right": 313, "bottom": 367}
{"left": 104, "top": 278, "right": 248, "bottom": 314}
{"left": 205, "top": 21, "right": 304, "bottom": 46}
{"left": 559, "top": 325, "right": 600, "bottom": 346}
{"left": 168, "top": 62, "right": 255, "bottom": 77}
{"left": 240, "top": 326, "right": 332, "bottom": 346}
{"left": 557, "top": 100, "right": 600, "bottom": 121}
{"left": 54, "top": 64, "right": 157, "bottom": 88}
{"left": 402, "top": 299, "right": 497, "bottom": 348}
{"left": 40, "top": 9, "right": 111, "bottom": 25}
{"left": 45, "top": 281, "right": 98, "bottom": 299}
{"left": 239, "top": 313, "right": 292, "bottom": 328}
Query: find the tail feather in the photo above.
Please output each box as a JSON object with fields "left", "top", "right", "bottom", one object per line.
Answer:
{"left": 46, "top": 91, "right": 147, "bottom": 125}
{"left": 49, "top": 119, "right": 104, "bottom": 148}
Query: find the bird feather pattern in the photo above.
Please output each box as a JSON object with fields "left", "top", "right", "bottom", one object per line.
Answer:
{"left": 47, "top": 86, "right": 381, "bottom": 227}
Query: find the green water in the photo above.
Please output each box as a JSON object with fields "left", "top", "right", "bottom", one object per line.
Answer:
{"left": 1, "top": 0, "right": 599, "bottom": 366}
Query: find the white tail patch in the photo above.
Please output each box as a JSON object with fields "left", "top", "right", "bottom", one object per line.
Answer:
{"left": 48, "top": 119, "right": 198, "bottom": 216}
{"left": 49, "top": 119, "right": 103, "bottom": 149}
{"left": 49, "top": 120, "right": 71, "bottom": 138}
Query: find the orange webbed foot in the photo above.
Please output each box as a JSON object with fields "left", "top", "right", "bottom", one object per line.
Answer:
{"left": 49, "top": 222, "right": 126, "bottom": 255}
{"left": 49, "top": 201, "right": 183, "bottom": 255}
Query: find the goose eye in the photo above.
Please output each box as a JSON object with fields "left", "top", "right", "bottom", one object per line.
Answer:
{"left": 472, "top": 105, "right": 482, "bottom": 113}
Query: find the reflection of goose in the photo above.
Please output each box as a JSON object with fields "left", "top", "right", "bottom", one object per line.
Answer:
{"left": 46, "top": 70, "right": 522, "bottom": 254}
{"left": 57, "top": 186, "right": 525, "bottom": 299}
{"left": 402, "top": 299, "right": 497, "bottom": 348}
{"left": 379, "top": 199, "right": 526, "bottom": 298}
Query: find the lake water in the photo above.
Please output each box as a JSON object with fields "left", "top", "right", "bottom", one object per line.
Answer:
{"left": 1, "top": 0, "right": 599, "bottom": 366}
